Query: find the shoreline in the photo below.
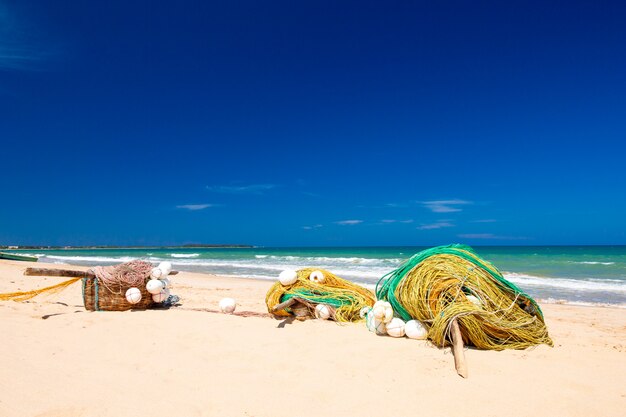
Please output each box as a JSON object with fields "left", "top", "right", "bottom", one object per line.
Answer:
{"left": 9, "top": 255, "right": 626, "bottom": 309}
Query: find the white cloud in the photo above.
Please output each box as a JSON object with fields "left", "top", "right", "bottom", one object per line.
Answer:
{"left": 381, "top": 219, "right": 414, "bottom": 224}
{"left": 335, "top": 220, "right": 363, "bottom": 226}
{"left": 417, "top": 221, "right": 454, "bottom": 230}
{"left": 176, "top": 204, "right": 214, "bottom": 211}
{"left": 472, "top": 219, "right": 497, "bottom": 223}
{"left": 206, "top": 183, "right": 278, "bottom": 194}
{"left": 302, "top": 224, "right": 323, "bottom": 230}
{"left": 421, "top": 199, "right": 472, "bottom": 213}
{"left": 458, "top": 233, "right": 528, "bottom": 240}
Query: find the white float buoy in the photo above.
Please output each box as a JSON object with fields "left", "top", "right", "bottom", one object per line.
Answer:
{"left": 466, "top": 295, "right": 482, "bottom": 306}
{"left": 150, "top": 267, "right": 163, "bottom": 279}
{"left": 146, "top": 279, "right": 165, "bottom": 294}
{"left": 359, "top": 306, "right": 371, "bottom": 319}
{"left": 160, "top": 277, "right": 171, "bottom": 288}
{"left": 309, "top": 270, "right": 325, "bottom": 283}
{"left": 366, "top": 310, "right": 386, "bottom": 335}
{"left": 405, "top": 320, "right": 428, "bottom": 340}
{"left": 278, "top": 269, "right": 298, "bottom": 286}
{"left": 372, "top": 300, "right": 394, "bottom": 322}
{"left": 219, "top": 297, "right": 236, "bottom": 314}
{"left": 385, "top": 318, "right": 406, "bottom": 338}
{"left": 152, "top": 288, "right": 170, "bottom": 303}
{"left": 315, "top": 304, "right": 331, "bottom": 320}
{"left": 383, "top": 303, "right": 394, "bottom": 323}
{"left": 158, "top": 261, "right": 172, "bottom": 276}
{"left": 125, "top": 287, "right": 142, "bottom": 304}
{"left": 373, "top": 305, "right": 386, "bottom": 319}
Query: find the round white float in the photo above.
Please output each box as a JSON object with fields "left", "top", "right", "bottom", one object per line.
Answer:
{"left": 146, "top": 279, "right": 164, "bottom": 295}
{"left": 152, "top": 288, "right": 170, "bottom": 303}
{"left": 158, "top": 261, "right": 172, "bottom": 276}
{"left": 466, "top": 295, "right": 482, "bottom": 306}
{"left": 366, "top": 310, "right": 386, "bottom": 335}
{"left": 125, "top": 287, "right": 142, "bottom": 304}
{"left": 372, "top": 300, "right": 386, "bottom": 319}
{"left": 160, "top": 277, "right": 171, "bottom": 288}
{"left": 219, "top": 297, "right": 236, "bottom": 314}
{"left": 385, "top": 318, "right": 406, "bottom": 338}
{"left": 315, "top": 304, "right": 331, "bottom": 320}
{"left": 278, "top": 269, "right": 298, "bottom": 286}
{"left": 150, "top": 267, "right": 163, "bottom": 279}
{"left": 309, "top": 270, "right": 325, "bottom": 283}
{"left": 405, "top": 320, "right": 428, "bottom": 340}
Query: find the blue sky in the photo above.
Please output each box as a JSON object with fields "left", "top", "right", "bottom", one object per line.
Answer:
{"left": 1, "top": 0, "right": 625, "bottom": 246}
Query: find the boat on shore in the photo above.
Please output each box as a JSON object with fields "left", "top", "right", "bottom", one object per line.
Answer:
{"left": 0, "top": 252, "right": 39, "bottom": 262}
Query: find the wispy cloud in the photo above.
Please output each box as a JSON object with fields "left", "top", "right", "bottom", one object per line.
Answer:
{"left": 0, "top": 48, "right": 42, "bottom": 70}
{"left": 206, "top": 183, "right": 278, "bottom": 195}
{"left": 472, "top": 219, "right": 497, "bottom": 223}
{"left": 176, "top": 204, "right": 215, "bottom": 211}
{"left": 301, "top": 191, "right": 321, "bottom": 197}
{"left": 302, "top": 224, "right": 323, "bottom": 230}
{"left": 0, "top": 6, "right": 48, "bottom": 71}
{"left": 458, "top": 233, "right": 529, "bottom": 240}
{"left": 335, "top": 220, "right": 363, "bottom": 226}
{"left": 421, "top": 199, "right": 472, "bottom": 213}
{"left": 381, "top": 219, "right": 414, "bottom": 224}
{"left": 417, "top": 221, "right": 454, "bottom": 230}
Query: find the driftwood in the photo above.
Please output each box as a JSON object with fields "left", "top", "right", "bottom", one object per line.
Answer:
{"left": 24, "top": 267, "right": 179, "bottom": 278}
{"left": 272, "top": 297, "right": 299, "bottom": 312}
{"left": 271, "top": 297, "right": 312, "bottom": 321}
{"left": 450, "top": 319, "right": 468, "bottom": 378}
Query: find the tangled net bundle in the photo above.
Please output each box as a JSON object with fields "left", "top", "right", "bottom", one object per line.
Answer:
{"left": 89, "top": 260, "right": 153, "bottom": 294}
{"left": 0, "top": 260, "right": 154, "bottom": 302}
{"left": 266, "top": 268, "right": 375, "bottom": 322}
{"left": 376, "top": 244, "right": 553, "bottom": 350}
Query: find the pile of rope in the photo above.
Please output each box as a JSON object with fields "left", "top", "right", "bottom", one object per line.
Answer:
{"left": 90, "top": 260, "right": 153, "bottom": 294}
{"left": 266, "top": 268, "right": 375, "bottom": 322}
{"left": 0, "top": 260, "right": 154, "bottom": 302}
{"left": 376, "top": 244, "right": 553, "bottom": 350}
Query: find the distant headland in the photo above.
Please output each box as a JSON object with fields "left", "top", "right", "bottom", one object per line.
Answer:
{"left": 0, "top": 244, "right": 255, "bottom": 250}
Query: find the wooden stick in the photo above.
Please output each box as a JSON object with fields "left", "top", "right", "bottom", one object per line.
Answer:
{"left": 450, "top": 319, "right": 468, "bottom": 378}
{"left": 24, "top": 267, "right": 179, "bottom": 278}
{"left": 272, "top": 297, "right": 298, "bottom": 312}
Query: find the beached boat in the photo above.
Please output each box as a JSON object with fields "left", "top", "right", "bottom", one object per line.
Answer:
{"left": 0, "top": 252, "right": 38, "bottom": 262}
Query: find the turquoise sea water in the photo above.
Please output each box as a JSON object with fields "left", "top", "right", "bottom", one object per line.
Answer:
{"left": 13, "top": 246, "right": 626, "bottom": 306}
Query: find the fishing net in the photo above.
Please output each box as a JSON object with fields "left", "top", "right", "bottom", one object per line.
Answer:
{"left": 266, "top": 268, "right": 375, "bottom": 322}
{"left": 376, "top": 244, "right": 553, "bottom": 350}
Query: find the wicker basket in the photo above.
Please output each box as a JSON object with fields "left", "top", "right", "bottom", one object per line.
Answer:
{"left": 82, "top": 277, "right": 154, "bottom": 311}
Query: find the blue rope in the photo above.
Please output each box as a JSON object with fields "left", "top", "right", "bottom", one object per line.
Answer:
{"left": 94, "top": 278, "right": 100, "bottom": 311}
{"left": 81, "top": 277, "right": 100, "bottom": 311}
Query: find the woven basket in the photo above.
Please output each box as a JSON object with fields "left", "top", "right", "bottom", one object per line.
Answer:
{"left": 82, "top": 277, "right": 154, "bottom": 311}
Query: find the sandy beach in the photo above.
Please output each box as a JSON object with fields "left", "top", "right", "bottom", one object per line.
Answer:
{"left": 0, "top": 259, "right": 624, "bottom": 417}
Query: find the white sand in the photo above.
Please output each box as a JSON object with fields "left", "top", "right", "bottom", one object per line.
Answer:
{"left": 0, "top": 260, "right": 624, "bottom": 417}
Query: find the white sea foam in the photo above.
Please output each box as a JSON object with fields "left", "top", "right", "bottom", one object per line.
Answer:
{"left": 503, "top": 272, "right": 626, "bottom": 293}
{"left": 43, "top": 255, "right": 136, "bottom": 263}
{"left": 539, "top": 298, "right": 626, "bottom": 309}
{"left": 570, "top": 261, "right": 615, "bottom": 265}
{"left": 39, "top": 253, "right": 626, "bottom": 300}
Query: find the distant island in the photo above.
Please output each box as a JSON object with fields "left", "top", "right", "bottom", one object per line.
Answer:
{"left": 0, "top": 244, "right": 254, "bottom": 250}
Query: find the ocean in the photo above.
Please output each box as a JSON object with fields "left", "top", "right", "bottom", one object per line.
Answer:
{"left": 15, "top": 245, "right": 626, "bottom": 307}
